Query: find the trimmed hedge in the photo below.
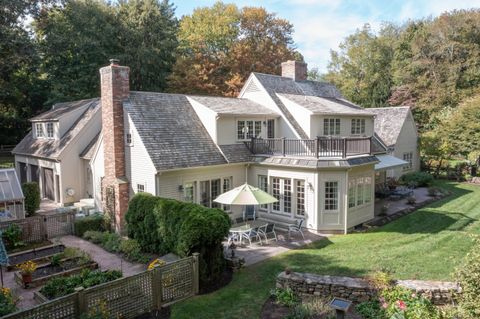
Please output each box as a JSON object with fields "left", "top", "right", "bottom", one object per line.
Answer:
{"left": 125, "top": 193, "right": 231, "bottom": 288}
{"left": 74, "top": 215, "right": 106, "bottom": 237}
{"left": 22, "top": 182, "right": 40, "bottom": 216}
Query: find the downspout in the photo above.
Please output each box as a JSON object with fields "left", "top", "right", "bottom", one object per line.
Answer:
{"left": 344, "top": 169, "right": 350, "bottom": 235}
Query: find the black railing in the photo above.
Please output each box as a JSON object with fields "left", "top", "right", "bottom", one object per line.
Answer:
{"left": 245, "top": 136, "right": 372, "bottom": 159}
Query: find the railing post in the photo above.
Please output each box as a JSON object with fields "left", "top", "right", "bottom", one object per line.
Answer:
{"left": 152, "top": 267, "right": 163, "bottom": 309}
{"left": 42, "top": 216, "right": 48, "bottom": 240}
{"left": 75, "top": 287, "right": 87, "bottom": 315}
{"left": 342, "top": 138, "right": 347, "bottom": 158}
{"left": 315, "top": 137, "right": 320, "bottom": 159}
{"left": 250, "top": 137, "right": 255, "bottom": 153}
{"left": 281, "top": 137, "right": 286, "bottom": 157}
{"left": 369, "top": 136, "right": 373, "bottom": 155}
{"left": 192, "top": 252, "right": 200, "bottom": 295}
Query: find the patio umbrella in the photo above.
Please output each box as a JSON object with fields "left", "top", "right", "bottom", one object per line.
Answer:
{"left": 0, "top": 231, "right": 8, "bottom": 286}
{"left": 213, "top": 183, "right": 278, "bottom": 205}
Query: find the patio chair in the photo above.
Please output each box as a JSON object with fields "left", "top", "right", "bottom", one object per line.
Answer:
{"left": 243, "top": 205, "right": 256, "bottom": 221}
{"left": 258, "top": 223, "right": 277, "bottom": 242}
{"left": 241, "top": 227, "right": 262, "bottom": 246}
{"left": 234, "top": 217, "right": 244, "bottom": 224}
{"left": 287, "top": 219, "right": 305, "bottom": 240}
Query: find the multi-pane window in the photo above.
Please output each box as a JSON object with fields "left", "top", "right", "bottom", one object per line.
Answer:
{"left": 258, "top": 175, "right": 268, "bottom": 210}
{"left": 222, "top": 177, "right": 232, "bottom": 211}
{"left": 403, "top": 152, "right": 413, "bottom": 171}
{"left": 198, "top": 177, "right": 232, "bottom": 208}
{"left": 184, "top": 182, "right": 195, "bottom": 203}
{"left": 364, "top": 177, "right": 372, "bottom": 203}
{"left": 137, "top": 184, "right": 145, "bottom": 193}
{"left": 324, "top": 181, "right": 339, "bottom": 211}
{"left": 267, "top": 119, "right": 275, "bottom": 138}
{"left": 351, "top": 119, "right": 365, "bottom": 135}
{"left": 295, "top": 180, "right": 305, "bottom": 216}
{"left": 283, "top": 179, "right": 292, "bottom": 213}
{"left": 348, "top": 180, "right": 356, "bottom": 208}
{"left": 46, "top": 123, "right": 54, "bottom": 138}
{"left": 356, "top": 177, "right": 364, "bottom": 206}
{"left": 36, "top": 123, "right": 44, "bottom": 138}
{"left": 272, "top": 178, "right": 281, "bottom": 211}
{"left": 323, "top": 118, "right": 341, "bottom": 136}
{"left": 237, "top": 120, "right": 262, "bottom": 140}
{"left": 126, "top": 133, "right": 132, "bottom": 145}
{"left": 211, "top": 179, "right": 221, "bottom": 208}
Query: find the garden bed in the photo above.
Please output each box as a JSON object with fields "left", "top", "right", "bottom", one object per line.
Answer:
{"left": 6, "top": 240, "right": 53, "bottom": 255}
{"left": 7, "top": 244, "right": 65, "bottom": 270}
{"left": 14, "top": 257, "right": 98, "bottom": 288}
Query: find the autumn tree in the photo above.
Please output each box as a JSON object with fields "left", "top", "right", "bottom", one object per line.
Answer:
{"left": 168, "top": 1, "right": 301, "bottom": 96}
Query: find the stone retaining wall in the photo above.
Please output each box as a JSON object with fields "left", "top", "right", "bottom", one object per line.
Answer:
{"left": 276, "top": 272, "right": 460, "bottom": 305}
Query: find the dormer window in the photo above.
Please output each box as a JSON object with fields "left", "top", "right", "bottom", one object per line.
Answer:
{"left": 324, "top": 118, "right": 340, "bottom": 136}
{"left": 237, "top": 120, "right": 262, "bottom": 141}
{"left": 46, "top": 122, "right": 54, "bottom": 138}
{"left": 351, "top": 119, "right": 365, "bottom": 135}
{"left": 36, "top": 123, "right": 44, "bottom": 138}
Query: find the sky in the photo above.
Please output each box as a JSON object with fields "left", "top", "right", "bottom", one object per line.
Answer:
{"left": 174, "top": 0, "right": 480, "bottom": 72}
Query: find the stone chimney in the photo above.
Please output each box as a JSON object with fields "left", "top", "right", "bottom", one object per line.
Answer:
{"left": 281, "top": 60, "right": 308, "bottom": 81}
{"left": 100, "top": 59, "right": 130, "bottom": 233}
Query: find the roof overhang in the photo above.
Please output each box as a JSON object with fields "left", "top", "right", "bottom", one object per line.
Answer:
{"left": 374, "top": 154, "right": 408, "bottom": 171}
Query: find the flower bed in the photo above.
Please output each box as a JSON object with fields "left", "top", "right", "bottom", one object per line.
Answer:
{"left": 7, "top": 244, "right": 65, "bottom": 271}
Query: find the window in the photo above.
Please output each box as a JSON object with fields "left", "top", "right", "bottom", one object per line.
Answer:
{"left": 199, "top": 177, "right": 232, "bottom": 208}
{"left": 258, "top": 175, "right": 268, "bottom": 210}
{"left": 324, "top": 181, "right": 339, "bottom": 211}
{"left": 36, "top": 123, "right": 44, "bottom": 138}
{"left": 356, "top": 177, "right": 364, "bottom": 206}
{"left": 200, "top": 181, "right": 211, "bottom": 207}
{"left": 211, "top": 179, "right": 221, "bottom": 208}
{"left": 126, "top": 133, "right": 132, "bottom": 146}
{"left": 237, "top": 120, "right": 262, "bottom": 140}
{"left": 364, "top": 177, "right": 372, "bottom": 203}
{"left": 222, "top": 177, "right": 232, "bottom": 211}
{"left": 348, "top": 180, "right": 356, "bottom": 208}
{"left": 267, "top": 119, "right": 275, "bottom": 138}
{"left": 323, "top": 118, "right": 340, "bottom": 136}
{"left": 283, "top": 179, "right": 292, "bottom": 213}
{"left": 295, "top": 180, "right": 305, "bottom": 216}
{"left": 184, "top": 182, "right": 195, "bottom": 203}
{"left": 272, "top": 177, "right": 281, "bottom": 211}
{"left": 137, "top": 184, "right": 145, "bottom": 193}
{"left": 403, "top": 152, "right": 413, "bottom": 171}
{"left": 351, "top": 119, "right": 365, "bottom": 135}
{"left": 46, "top": 123, "right": 54, "bottom": 138}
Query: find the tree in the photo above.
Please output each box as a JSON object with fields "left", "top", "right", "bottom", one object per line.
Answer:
{"left": 168, "top": 1, "right": 301, "bottom": 96}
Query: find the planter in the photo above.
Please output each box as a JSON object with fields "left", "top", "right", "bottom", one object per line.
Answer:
{"left": 7, "top": 244, "right": 66, "bottom": 271}
{"left": 14, "top": 257, "right": 98, "bottom": 288}
{"left": 33, "top": 290, "right": 49, "bottom": 304}
{"left": 21, "top": 273, "right": 33, "bottom": 287}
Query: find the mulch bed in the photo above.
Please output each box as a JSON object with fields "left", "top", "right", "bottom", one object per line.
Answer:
{"left": 9, "top": 244, "right": 65, "bottom": 266}
{"left": 199, "top": 268, "right": 233, "bottom": 295}
{"left": 32, "top": 258, "right": 90, "bottom": 279}
{"left": 6, "top": 240, "right": 53, "bottom": 255}
{"left": 134, "top": 308, "right": 170, "bottom": 319}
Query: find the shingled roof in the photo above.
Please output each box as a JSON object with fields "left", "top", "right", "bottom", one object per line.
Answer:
{"left": 279, "top": 93, "right": 371, "bottom": 116}
{"left": 369, "top": 106, "right": 411, "bottom": 147}
{"left": 125, "top": 92, "right": 230, "bottom": 171}
{"left": 189, "top": 96, "right": 278, "bottom": 116}
{"left": 13, "top": 99, "right": 100, "bottom": 159}
{"left": 30, "top": 98, "right": 98, "bottom": 122}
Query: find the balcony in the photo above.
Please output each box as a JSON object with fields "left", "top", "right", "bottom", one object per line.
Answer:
{"left": 245, "top": 136, "right": 372, "bottom": 159}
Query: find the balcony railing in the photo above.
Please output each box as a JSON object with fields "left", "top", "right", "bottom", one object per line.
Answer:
{"left": 245, "top": 136, "right": 372, "bottom": 159}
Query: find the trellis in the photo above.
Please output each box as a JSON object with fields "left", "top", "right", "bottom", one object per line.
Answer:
{"left": 0, "top": 211, "right": 75, "bottom": 243}
{"left": 3, "top": 254, "right": 199, "bottom": 319}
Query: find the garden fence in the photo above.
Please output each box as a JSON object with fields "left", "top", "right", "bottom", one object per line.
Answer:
{"left": 3, "top": 254, "right": 199, "bottom": 319}
{"left": 0, "top": 211, "right": 76, "bottom": 243}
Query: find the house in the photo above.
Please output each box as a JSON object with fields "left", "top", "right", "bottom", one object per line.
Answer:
{"left": 13, "top": 60, "right": 414, "bottom": 233}
{"left": 369, "top": 107, "right": 420, "bottom": 180}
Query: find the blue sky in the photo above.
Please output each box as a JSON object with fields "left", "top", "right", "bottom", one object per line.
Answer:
{"left": 174, "top": 0, "right": 480, "bottom": 72}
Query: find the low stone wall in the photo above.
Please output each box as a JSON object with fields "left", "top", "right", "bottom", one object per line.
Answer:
{"left": 276, "top": 272, "right": 460, "bottom": 305}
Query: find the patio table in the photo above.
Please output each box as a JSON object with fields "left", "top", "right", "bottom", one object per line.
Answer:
{"left": 229, "top": 220, "right": 267, "bottom": 245}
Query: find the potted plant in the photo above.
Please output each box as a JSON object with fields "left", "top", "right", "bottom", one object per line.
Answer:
{"left": 386, "top": 178, "right": 398, "bottom": 190}
{"left": 18, "top": 261, "right": 37, "bottom": 287}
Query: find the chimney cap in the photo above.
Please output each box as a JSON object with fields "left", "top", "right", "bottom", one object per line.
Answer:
{"left": 109, "top": 58, "right": 120, "bottom": 66}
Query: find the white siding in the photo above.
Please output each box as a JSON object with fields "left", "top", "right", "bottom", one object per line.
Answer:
{"left": 277, "top": 95, "right": 313, "bottom": 138}
{"left": 90, "top": 137, "right": 104, "bottom": 211}
{"left": 57, "top": 104, "right": 90, "bottom": 137}
{"left": 311, "top": 115, "right": 374, "bottom": 137}
{"left": 390, "top": 112, "right": 419, "bottom": 179}
{"left": 124, "top": 113, "right": 157, "bottom": 197}
{"left": 188, "top": 97, "right": 218, "bottom": 143}
{"left": 317, "top": 170, "right": 347, "bottom": 232}
{"left": 346, "top": 164, "right": 375, "bottom": 228}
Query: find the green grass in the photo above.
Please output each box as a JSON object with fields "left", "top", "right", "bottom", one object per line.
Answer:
{"left": 0, "top": 156, "right": 14, "bottom": 168}
{"left": 172, "top": 181, "right": 480, "bottom": 319}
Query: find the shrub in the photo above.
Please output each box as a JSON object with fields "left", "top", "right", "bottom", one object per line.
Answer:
{"left": 406, "top": 196, "right": 416, "bottom": 205}
{"left": 50, "top": 253, "right": 62, "bottom": 267}
{"left": 83, "top": 231, "right": 104, "bottom": 244}
{"left": 74, "top": 215, "right": 105, "bottom": 237}
{"left": 270, "top": 288, "right": 299, "bottom": 307}
{"left": 399, "top": 172, "right": 434, "bottom": 187}
{"left": 287, "top": 297, "right": 334, "bottom": 319}
{"left": 22, "top": 182, "right": 40, "bottom": 216}
{"left": 125, "top": 194, "right": 231, "bottom": 289}
{"left": 455, "top": 236, "right": 480, "bottom": 319}
{"left": 40, "top": 269, "right": 122, "bottom": 300}
{"left": 2, "top": 224, "right": 24, "bottom": 250}
{"left": 101, "top": 232, "right": 121, "bottom": 253}
{"left": 119, "top": 239, "right": 148, "bottom": 263}
{"left": 83, "top": 231, "right": 149, "bottom": 263}
{"left": 0, "top": 288, "right": 17, "bottom": 316}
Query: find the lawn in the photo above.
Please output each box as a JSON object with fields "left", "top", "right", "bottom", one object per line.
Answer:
{"left": 0, "top": 156, "right": 14, "bottom": 168}
{"left": 171, "top": 181, "right": 480, "bottom": 319}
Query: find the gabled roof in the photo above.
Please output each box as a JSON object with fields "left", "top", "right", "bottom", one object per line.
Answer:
{"left": 13, "top": 99, "right": 100, "bottom": 159}
{"left": 80, "top": 133, "right": 101, "bottom": 160}
{"left": 189, "top": 96, "right": 279, "bottom": 116}
{"left": 30, "top": 98, "right": 98, "bottom": 122}
{"left": 219, "top": 144, "right": 252, "bottom": 163}
{"left": 368, "top": 106, "right": 411, "bottom": 147}
{"left": 125, "top": 92, "right": 229, "bottom": 171}
{"left": 279, "top": 93, "right": 372, "bottom": 116}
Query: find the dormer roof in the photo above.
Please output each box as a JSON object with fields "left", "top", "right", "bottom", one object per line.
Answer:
{"left": 189, "top": 96, "right": 279, "bottom": 116}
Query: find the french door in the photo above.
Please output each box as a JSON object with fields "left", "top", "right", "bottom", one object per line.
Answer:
{"left": 271, "top": 177, "right": 292, "bottom": 214}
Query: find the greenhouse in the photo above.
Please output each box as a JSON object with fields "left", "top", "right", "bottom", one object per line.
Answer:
{"left": 0, "top": 168, "right": 25, "bottom": 220}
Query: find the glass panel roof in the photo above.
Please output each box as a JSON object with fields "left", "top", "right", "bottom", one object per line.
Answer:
{"left": 0, "top": 169, "right": 24, "bottom": 202}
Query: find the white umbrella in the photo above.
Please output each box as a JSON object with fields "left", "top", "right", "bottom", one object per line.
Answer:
{"left": 213, "top": 183, "right": 278, "bottom": 205}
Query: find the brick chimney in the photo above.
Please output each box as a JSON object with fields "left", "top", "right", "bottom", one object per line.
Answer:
{"left": 281, "top": 60, "right": 308, "bottom": 81}
{"left": 100, "top": 59, "right": 130, "bottom": 233}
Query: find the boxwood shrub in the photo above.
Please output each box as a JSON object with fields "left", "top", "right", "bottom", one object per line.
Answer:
{"left": 125, "top": 193, "right": 231, "bottom": 288}
{"left": 22, "top": 182, "right": 40, "bottom": 216}
{"left": 74, "top": 215, "right": 106, "bottom": 237}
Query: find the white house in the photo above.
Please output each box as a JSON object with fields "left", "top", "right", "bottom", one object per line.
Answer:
{"left": 13, "top": 60, "right": 416, "bottom": 233}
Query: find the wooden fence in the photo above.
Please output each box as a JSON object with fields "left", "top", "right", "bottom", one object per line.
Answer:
{"left": 0, "top": 211, "right": 76, "bottom": 242}
{"left": 3, "top": 254, "right": 199, "bottom": 319}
